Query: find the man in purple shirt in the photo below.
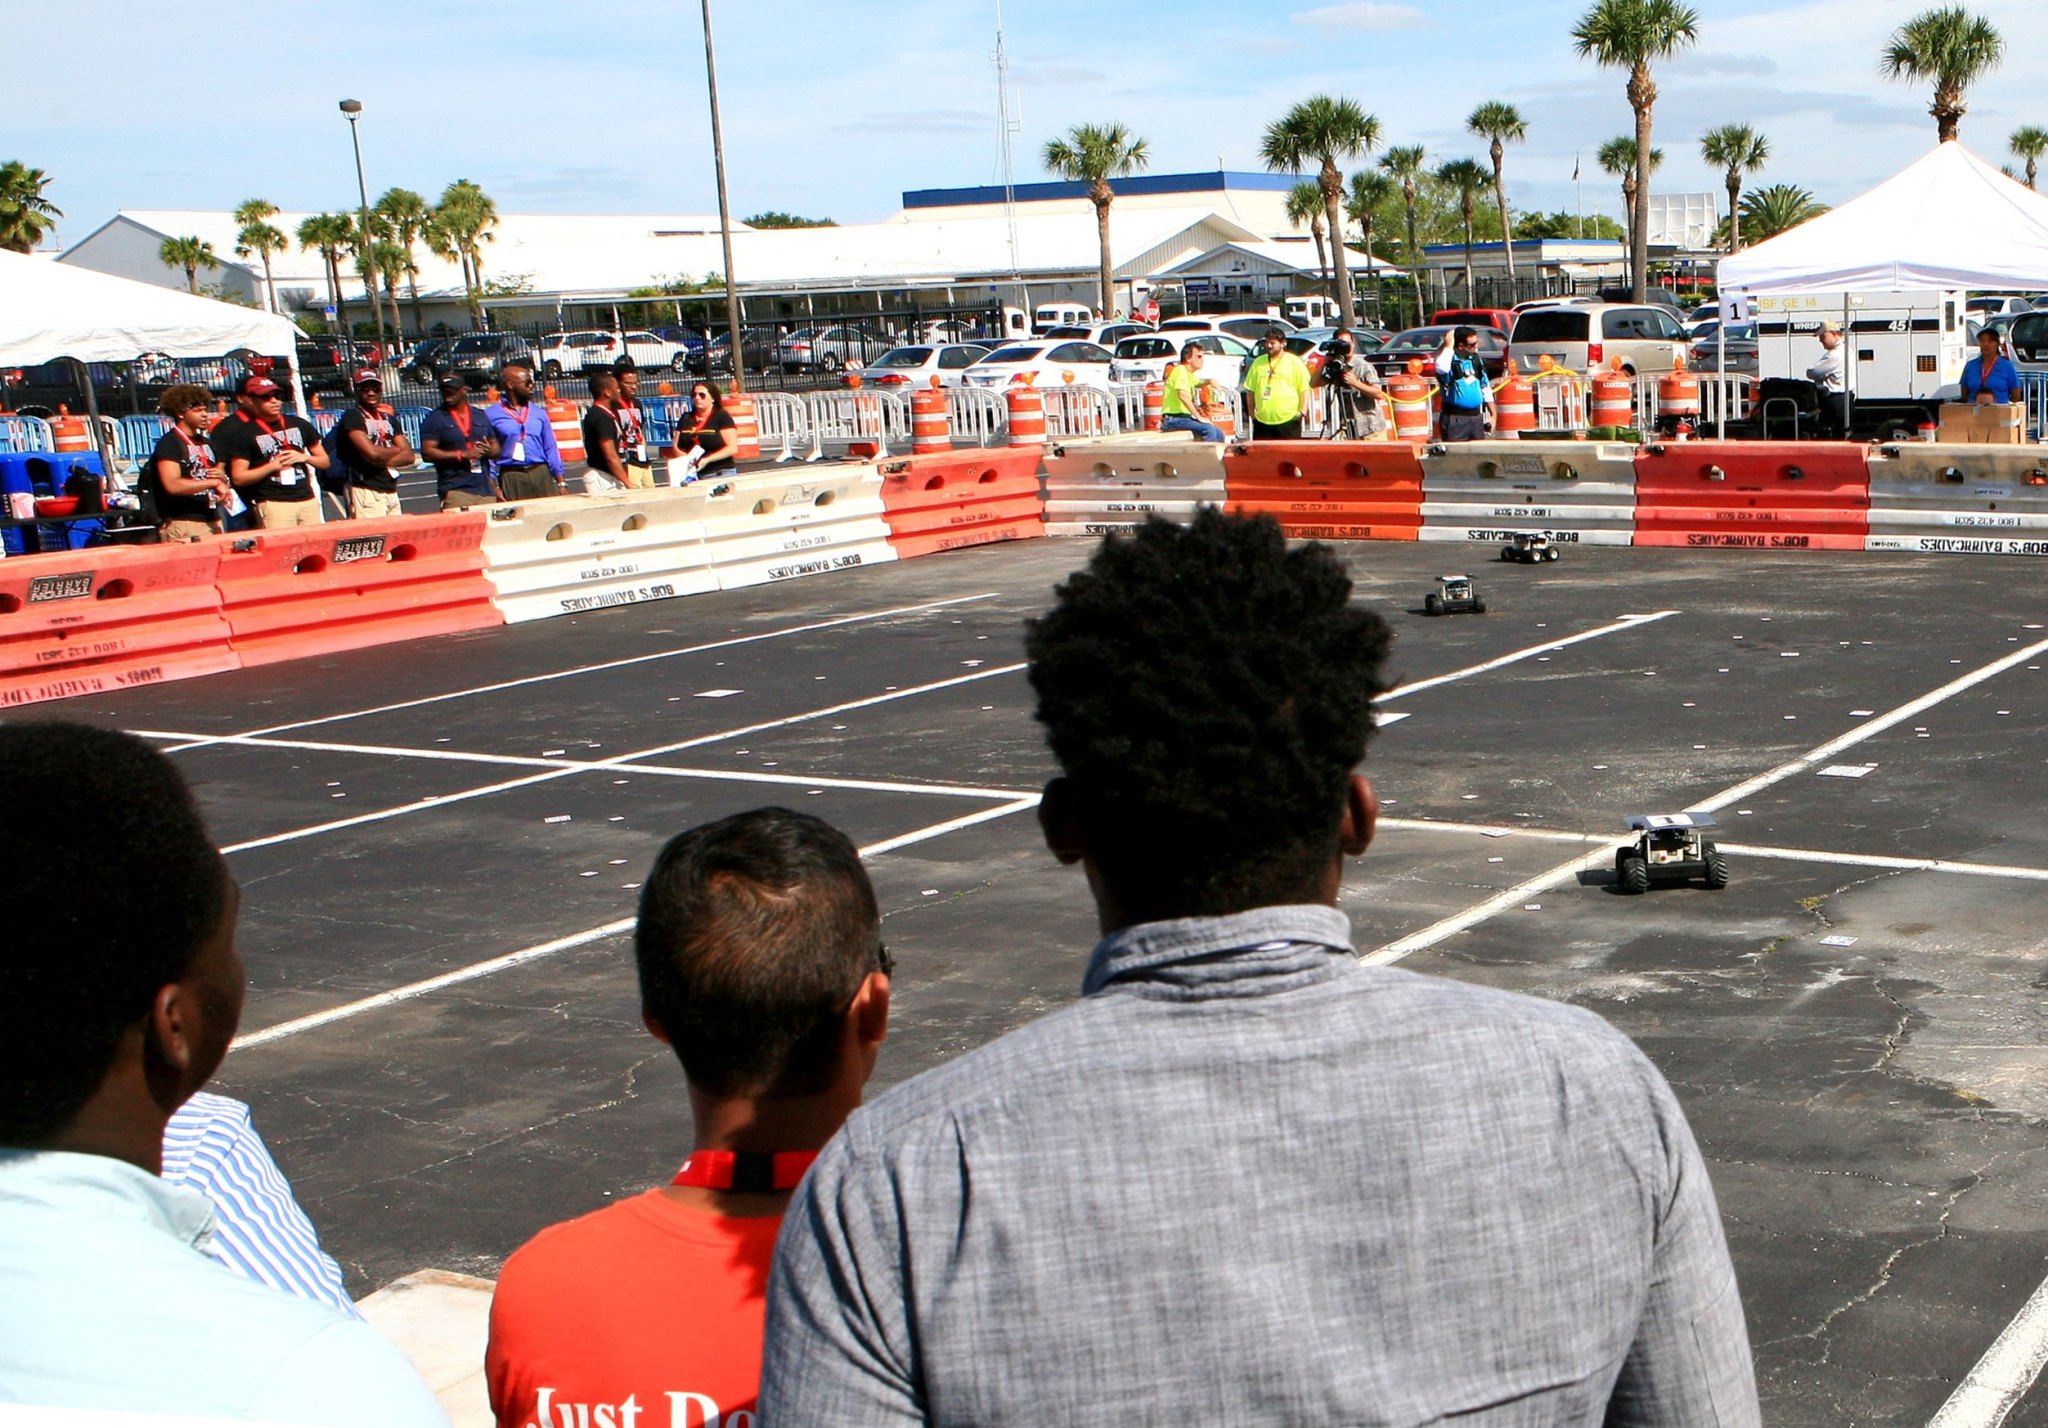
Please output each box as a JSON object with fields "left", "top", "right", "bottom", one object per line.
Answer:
{"left": 485, "top": 361, "right": 563, "bottom": 500}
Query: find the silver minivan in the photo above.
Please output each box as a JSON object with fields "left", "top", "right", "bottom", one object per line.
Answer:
{"left": 1508, "top": 303, "right": 1689, "bottom": 376}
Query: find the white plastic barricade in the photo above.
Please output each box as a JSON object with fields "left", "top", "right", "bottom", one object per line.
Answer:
{"left": 802, "top": 391, "right": 908, "bottom": 458}
{"left": 480, "top": 487, "right": 717, "bottom": 624}
{"left": 1865, "top": 444, "right": 2048, "bottom": 555}
{"left": 947, "top": 386, "right": 1008, "bottom": 447}
{"left": 1699, "top": 375, "right": 1752, "bottom": 430}
{"left": 0, "top": 415, "right": 53, "bottom": 453}
{"left": 1418, "top": 440, "right": 1639, "bottom": 548}
{"left": 1531, "top": 376, "right": 1585, "bottom": 432}
{"left": 1041, "top": 386, "right": 1117, "bottom": 439}
{"left": 1110, "top": 382, "right": 1149, "bottom": 433}
{"left": 1040, "top": 432, "right": 1227, "bottom": 538}
{"left": 752, "top": 392, "right": 809, "bottom": 460}
{"left": 697, "top": 465, "right": 900, "bottom": 588}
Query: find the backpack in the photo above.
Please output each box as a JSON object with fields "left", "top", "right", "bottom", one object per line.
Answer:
{"left": 1443, "top": 354, "right": 1488, "bottom": 412}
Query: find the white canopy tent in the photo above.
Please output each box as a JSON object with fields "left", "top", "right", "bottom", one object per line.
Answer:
{"left": 1712, "top": 142, "right": 2048, "bottom": 433}
{"left": 0, "top": 249, "right": 307, "bottom": 466}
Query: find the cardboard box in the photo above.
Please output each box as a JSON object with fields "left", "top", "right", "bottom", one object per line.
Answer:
{"left": 1936, "top": 402, "right": 2027, "bottom": 444}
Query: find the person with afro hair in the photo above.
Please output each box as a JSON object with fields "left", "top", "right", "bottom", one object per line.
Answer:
{"left": 763, "top": 510, "right": 1757, "bottom": 1425}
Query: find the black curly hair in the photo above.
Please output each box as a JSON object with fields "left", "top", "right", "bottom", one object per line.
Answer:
{"left": 1025, "top": 510, "right": 1394, "bottom": 920}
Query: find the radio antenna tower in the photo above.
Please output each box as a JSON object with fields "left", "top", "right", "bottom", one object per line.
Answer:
{"left": 993, "top": 0, "right": 1023, "bottom": 290}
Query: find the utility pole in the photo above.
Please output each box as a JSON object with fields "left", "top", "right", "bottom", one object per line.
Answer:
{"left": 700, "top": 0, "right": 748, "bottom": 394}
{"left": 338, "top": 99, "right": 389, "bottom": 363}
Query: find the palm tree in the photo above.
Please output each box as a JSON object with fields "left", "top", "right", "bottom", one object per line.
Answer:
{"left": 1379, "top": 145, "right": 1428, "bottom": 315}
{"left": 1740, "top": 184, "right": 1829, "bottom": 242}
{"left": 2009, "top": 127, "right": 2048, "bottom": 189}
{"left": 372, "top": 241, "right": 409, "bottom": 340}
{"left": 1041, "top": 123, "right": 1150, "bottom": 318}
{"left": 1597, "top": 138, "right": 1663, "bottom": 285}
{"left": 1573, "top": 0, "right": 1701, "bottom": 301}
{"left": 1346, "top": 171, "right": 1397, "bottom": 320}
{"left": 1285, "top": 182, "right": 1331, "bottom": 296}
{"left": 297, "top": 212, "right": 354, "bottom": 331}
{"left": 433, "top": 180, "right": 498, "bottom": 328}
{"left": 1882, "top": 7, "right": 2004, "bottom": 143}
{"left": 233, "top": 199, "right": 287, "bottom": 313}
{"left": 375, "top": 187, "right": 433, "bottom": 335}
{"left": 0, "top": 161, "right": 62, "bottom": 253}
{"left": 1466, "top": 103, "right": 1527, "bottom": 284}
{"left": 158, "top": 235, "right": 217, "bottom": 295}
{"left": 1436, "top": 159, "right": 1491, "bottom": 297}
{"left": 1698, "top": 124, "right": 1769, "bottom": 250}
{"left": 1262, "top": 96, "right": 1381, "bottom": 324}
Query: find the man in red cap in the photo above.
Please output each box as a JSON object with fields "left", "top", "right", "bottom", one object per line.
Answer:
{"left": 211, "top": 374, "right": 331, "bottom": 529}
{"left": 333, "top": 369, "right": 415, "bottom": 520}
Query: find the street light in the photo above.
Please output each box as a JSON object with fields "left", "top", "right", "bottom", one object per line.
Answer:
{"left": 338, "top": 98, "right": 390, "bottom": 364}
{"left": 699, "top": 1, "right": 746, "bottom": 394}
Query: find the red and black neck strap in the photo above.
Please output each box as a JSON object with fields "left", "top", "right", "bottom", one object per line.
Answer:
{"left": 671, "top": 1150, "right": 818, "bottom": 1192}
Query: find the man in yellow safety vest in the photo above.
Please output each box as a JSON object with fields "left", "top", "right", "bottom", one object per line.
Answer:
{"left": 1161, "top": 342, "right": 1225, "bottom": 443}
{"left": 1241, "top": 327, "right": 1313, "bottom": 440}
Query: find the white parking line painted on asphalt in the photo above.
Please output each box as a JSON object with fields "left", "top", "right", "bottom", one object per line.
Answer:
{"left": 229, "top": 795, "right": 1042, "bottom": 1051}
{"left": 1381, "top": 610, "right": 1680, "bottom": 702}
{"left": 158, "top": 592, "right": 1000, "bottom": 752}
{"left": 1360, "top": 841, "right": 1615, "bottom": 966}
{"left": 197, "top": 663, "right": 1028, "bottom": 855}
{"left": 1926, "top": 1272, "right": 2048, "bottom": 1428}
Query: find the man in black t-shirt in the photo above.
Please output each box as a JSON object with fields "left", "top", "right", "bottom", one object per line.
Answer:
{"left": 211, "top": 375, "right": 330, "bottom": 528}
{"left": 579, "top": 371, "right": 628, "bottom": 495}
{"left": 614, "top": 362, "right": 653, "bottom": 487}
{"left": 332, "top": 369, "right": 416, "bottom": 520}
{"left": 144, "top": 384, "right": 233, "bottom": 542}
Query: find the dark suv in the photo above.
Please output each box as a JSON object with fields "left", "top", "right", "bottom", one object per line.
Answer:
{"left": 296, "top": 336, "right": 381, "bottom": 393}
{"left": 445, "top": 332, "right": 537, "bottom": 387}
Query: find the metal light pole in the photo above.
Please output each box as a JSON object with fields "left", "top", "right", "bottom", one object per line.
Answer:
{"left": 338, "top": 99, "right": 390, "bottom": 364}
{"left": 699, "top": 0, "right": 747, "bottom": 393}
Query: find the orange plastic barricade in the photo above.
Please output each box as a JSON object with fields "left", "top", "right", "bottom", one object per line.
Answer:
{"left": 1143, "top": 382, "right": 1164, "bottom": 431}
{"left": 909, "top": 389, "right": 951, "bottom": 455}
{"left": 0, "top": 541, "right": 239, "bottom": 708}
{"left": 1224, "top": 441, "right": 1424, "bottom": 541}
{"left": 543, "top": 389, "right": 585, "bottom": 465}
{"left": 214, "top": 512, "right": 503, "bottom": 666}
{"left": 1631, "top": 441, "right": 1870, "bottom": 550}
{"left": 878, "top": 448, "right": 1044, "bottom": 559}
{"left": 1864, "top": 444, "right": 2048, "bottom": 556}
{"left": 726, "top": 394, "right": 763, "bottom": 462}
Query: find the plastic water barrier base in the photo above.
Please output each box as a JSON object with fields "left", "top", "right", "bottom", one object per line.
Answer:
{"left": 698, "top": 467, "right": 899, "bottom": 589}
{"left": 1418, "top": 440, "right": 1638, "bottom": 548}
{"left": 0, "top": 542, "right": 239, "bottom": 708}
{"left": 1864, "top": 444, "right": 2048, "bottom": 555}
{"left": 1042, "top": 433, "right": 1226, "bottom": 537}
{"left": 482, "top": 489, "right": 719, "bottom": 624}
{"left": 877, "top": 449, "right": 1045, "bottom": 559}
{"left": 1222, "top": 440, "right": 1424, "bottom": 541}
{"left": 1631, "top": 441, "right": 1870, "bottom": 551}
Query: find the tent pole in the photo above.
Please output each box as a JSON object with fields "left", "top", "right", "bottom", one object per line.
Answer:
{"left": 72, "top": 359, "right": 117, "bottom": 484}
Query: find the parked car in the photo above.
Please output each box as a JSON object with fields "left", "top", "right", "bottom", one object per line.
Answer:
{"left": 1507, "top": 302, "right": 1688, "bottom": 376}
{"left": 1688, "top": 323, "right": 1759, "bottom": 375}
{"left": 296, "top": 335, "right": 381, "bottom": 393}
{"left": 962, "top": 340, "right": 1118, "bottom": 392}
{"left": 400, "top": 337, "right": 461, "bottom": 385}
{"left": 695, "top": 326, "right": 778, "bottom": 376}
{"left": 1158, "top": 313, "right": 1295, "bottom": 345}
{"left": 1966, "top": 295, "right": 2039, "bottom": 319}
{"left": 847, "top": 343, "right": 993, "bottom": 389}
{"left": 1108, "top": 333, "right": 1253, "bottom": 387}
{"left": 443, "top": 332, "right": 536, "bottom": 387}
{"left": 536, "top": 329, "right": 691, "bottom": 379}
{"left": 1431, "top": 308, "right": 1516, "bottom": 336}
{"left": 132, "top": 352, "right": 248, "bottom": 395}
{"left": 772, "top": 326, "right": 894, "bottom": 374}
{"left": 1044, "top": 321, "right": 1150, "bottom": 347}
{"left": 1369, "top": 325, "right": 1509, "bottom": 382}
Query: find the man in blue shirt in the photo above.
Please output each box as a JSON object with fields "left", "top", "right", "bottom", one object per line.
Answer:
{"left": 418, "top": 376, "right": 502, "bottom": 510}
{"left": 486, "top": 360, "right": 563, "bottom": 500}
{"left": 0, "top": 722, "right": 445, "bottom": 1425}
{"left": 1432, "top": 325, "right": 1495, "bottom": 441}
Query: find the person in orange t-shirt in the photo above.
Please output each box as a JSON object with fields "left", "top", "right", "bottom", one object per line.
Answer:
{"left": 485, "top": 808, "right": 892, "bottom": 1428}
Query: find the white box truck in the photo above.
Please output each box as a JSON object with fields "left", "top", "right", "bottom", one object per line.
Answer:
{"left": 1747, "top": 289, "right": 1968, "bottom": 436}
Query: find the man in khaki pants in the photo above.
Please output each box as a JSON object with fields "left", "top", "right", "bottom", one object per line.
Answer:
{"left": 212, "top": 375, "right": 329, "bottom": 528}
{"left": 333, "top": 369, "right": 414, "bottom": 520}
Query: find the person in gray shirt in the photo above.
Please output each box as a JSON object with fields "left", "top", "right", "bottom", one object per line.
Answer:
{"left": 761, "top": 510, "right": 1759, "bottom": 1425}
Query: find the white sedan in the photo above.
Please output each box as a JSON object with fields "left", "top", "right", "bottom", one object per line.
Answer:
{"left": 962, "top": 340, "right": 1118, "bottom": 392}
{"left": 1109, "top": 332, "right": 1253, "bottom": 387}
{"left": 844, "top": 343, "right": 992, "bottom": 390}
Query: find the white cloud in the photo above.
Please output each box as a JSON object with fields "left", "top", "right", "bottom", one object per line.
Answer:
{"left": 1291, "top": 2, "right": 1428, "bottom": 32}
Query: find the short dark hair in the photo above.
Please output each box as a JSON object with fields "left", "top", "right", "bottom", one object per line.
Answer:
{"left": 158, "top": 383, "right": 210, "bottom": 420}
{"left": 1264, "top": 326, "right": 1289, "bottom": 342}
{"left": 1453, "top": 325, "right": 1478, "bottom": 345}
{"left": 588, "top": 371, "right": 617, "bottom": 400}
{"left": 612, "top": 357, "right": 638, "bottom": 375}
{"left": 1025, "top": 510, "right": 1394, "bottom": 919}
{"left": 1180, "top": 340, "right": 1205, "bottom": 361}
{"left": 0, "top": 723, "right": 227, "bottom": 1144}
{"left": 636, "top": 809, "right": 881, "bottom": 1098}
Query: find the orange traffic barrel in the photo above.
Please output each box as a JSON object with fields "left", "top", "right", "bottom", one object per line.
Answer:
{"left": 1494, "top": 375, "right": 1535, "bottom": 436}
{"left": 911, "top": 388, "right": 950, "bottom": 454}
{"left": 1006, "top": 387, "right": 1045, "bottom": 449}
{"left": 725, "top": 393, "right": 762, "bottom": 461}
{"left": 542, "top": 386, "right": 585, "bottom": 464}
{"left": 1144, "top": 381, "right": 1164, "bottom": 431}
{"left": 1388, "top": 373, "right": 1432, "bottom": 443}
{"left": 1589, "top": 368, "right": 1634, "bottom": 430}
{"left": 52, "top": 405, "right": 92, "bottom": 454}
{"left": 1657, "top": 359, "right": 1700, "bottom": 426}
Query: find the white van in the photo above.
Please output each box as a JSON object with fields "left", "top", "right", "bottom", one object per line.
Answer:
{"left": 1033, "top": 302, "right": 1093, "bottom": 334}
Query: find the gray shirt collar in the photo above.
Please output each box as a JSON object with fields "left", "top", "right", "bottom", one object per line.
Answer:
{"left": 1082, "top": 903, "right": 1356, "bottom": 997}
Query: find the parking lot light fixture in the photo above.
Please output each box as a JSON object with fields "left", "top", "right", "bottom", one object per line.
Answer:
{"left": 338, "top": 98, "right": 389, "bottom": 364}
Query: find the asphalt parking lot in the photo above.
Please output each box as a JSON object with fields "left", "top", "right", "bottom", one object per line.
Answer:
{"left": 26, "top": 533, "right": 2048, "bottom": 1427}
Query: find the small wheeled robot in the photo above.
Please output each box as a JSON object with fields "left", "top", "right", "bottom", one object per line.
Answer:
{"left": 1615, "top": 812, "right": 1729, "bottom": 893}
{"left": 1424, "top": 574, "right": 1486, "bottom": 615}
{"left": 1500, "top": 532, "right": 1561, "bottom": 564}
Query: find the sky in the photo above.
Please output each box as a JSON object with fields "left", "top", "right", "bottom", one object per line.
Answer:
{"left": 9, "top": 0, "right": 2048, "bottom": 249}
